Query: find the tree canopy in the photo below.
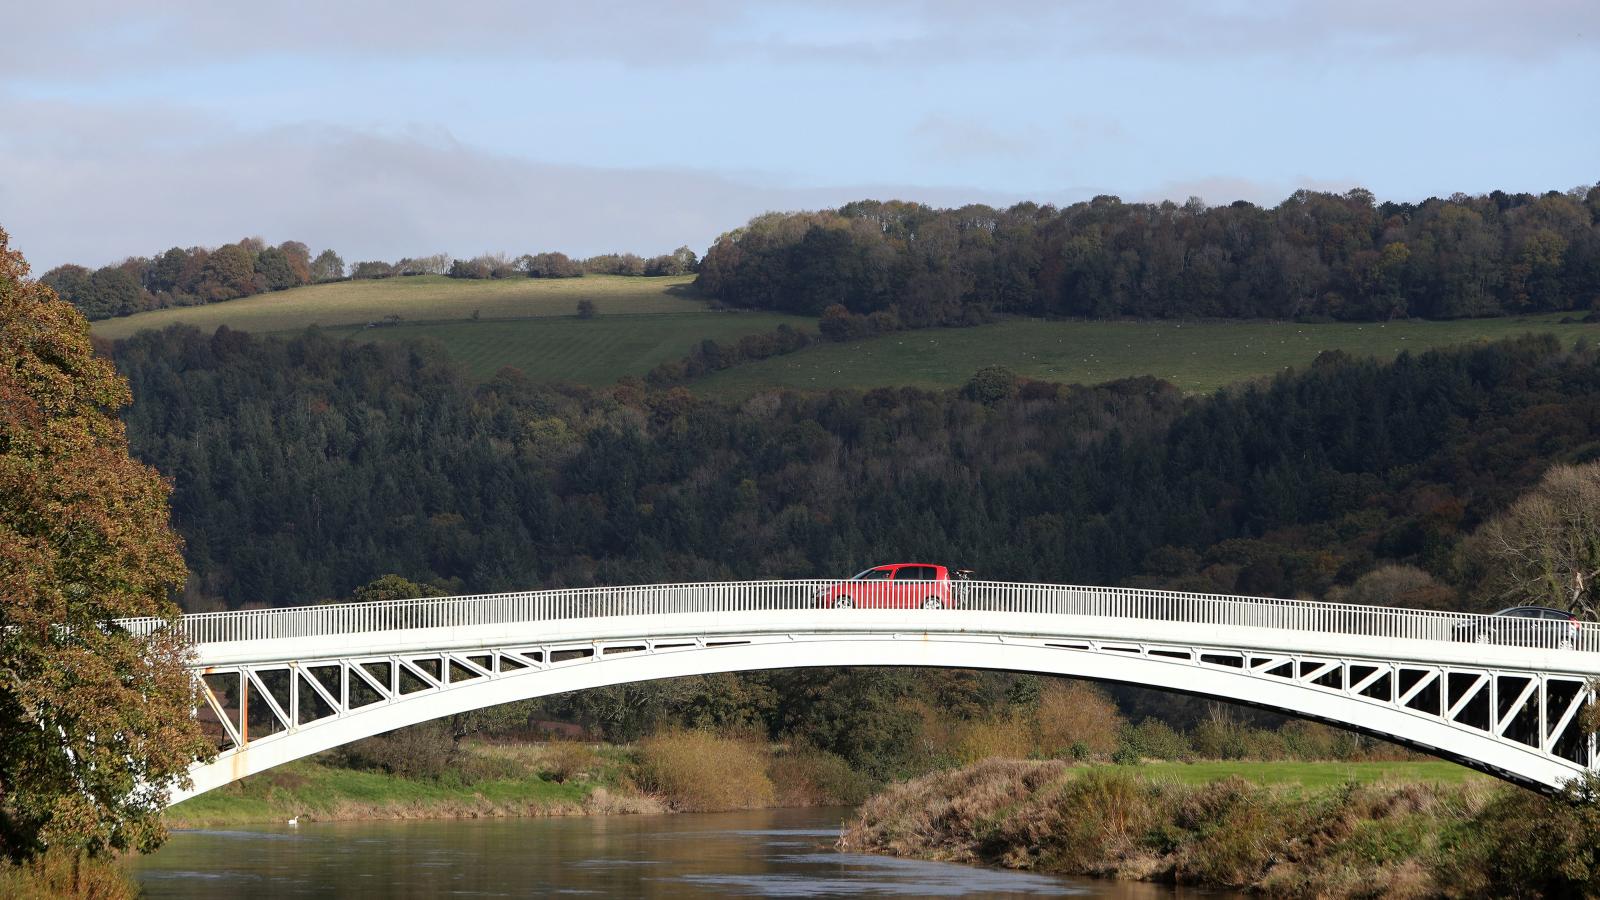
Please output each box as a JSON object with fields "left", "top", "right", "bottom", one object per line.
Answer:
{"left": 1465, "top": 462, "right": 1600, "bottom": 617}
{"left": 0, "top": 227, "right": 210, "bottom": 862}
{"left": 697, "top": 186, "right": 1600, "bottom": 324}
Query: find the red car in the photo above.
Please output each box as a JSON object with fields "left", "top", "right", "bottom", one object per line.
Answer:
{"left": 818, "top": 564, "right": 957, "bottom": 609}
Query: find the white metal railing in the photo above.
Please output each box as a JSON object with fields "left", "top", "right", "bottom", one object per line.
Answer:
{"left": 115, "top": 580, "right": 1599, "bottom": 654}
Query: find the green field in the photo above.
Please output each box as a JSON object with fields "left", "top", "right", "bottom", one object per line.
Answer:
{"left": 323, "top": 312, "right": 807, "bottom": 383}
{"left": 1133, "top": 759, "right": 1483, "bottom": 789}
{"left": 693, "top": 314, "right": 1600, "bottom": 396}
{"left": 89, "top": 274, "right": 701, "bottom": 339}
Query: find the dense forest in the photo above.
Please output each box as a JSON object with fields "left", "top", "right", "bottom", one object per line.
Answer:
{"left": 697, "top": 186, "right": 1600, "bottom": 324}
{"left": 113, "top": 327, "right": 1600, "bottom": 613}
{"left": 108, "top": 326, "right": 1600, "bottom": 769}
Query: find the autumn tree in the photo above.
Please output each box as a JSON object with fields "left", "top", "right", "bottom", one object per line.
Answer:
{"left": 0, "top": 226, "right": 212, "bottom": 864}
{"left": 1464, "top": 462, "right": 1600, "bottom": 617}
{"left": 276, "top": 241, "right": 313, "bottom": 285}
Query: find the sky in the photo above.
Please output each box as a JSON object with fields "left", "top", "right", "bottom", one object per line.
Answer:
{"left": 1, "top": 1, "right": 1596, "bottom": 271}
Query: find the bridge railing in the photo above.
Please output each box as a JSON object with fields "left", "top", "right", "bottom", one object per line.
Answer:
{"left": 117, "top": 580, "right": 1599, "bottom": 653}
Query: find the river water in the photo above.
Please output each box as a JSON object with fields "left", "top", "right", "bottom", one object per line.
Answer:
{"left": 132, "top": 806, "right": 1229, "bottom": 898}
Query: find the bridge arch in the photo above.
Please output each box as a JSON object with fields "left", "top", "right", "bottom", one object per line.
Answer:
{"left": 175, "top": 617, "right": 1598, "bottom": 803}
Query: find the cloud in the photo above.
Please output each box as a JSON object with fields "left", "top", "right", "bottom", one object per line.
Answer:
{"left": 0, "top": 99, "right": 1065, "bottom": 269}
{"left": 911, "top": 115, "right": 1041, "bottom": 161}
{"left": 3, "top": 0, "right": 1592, "bottom": 80}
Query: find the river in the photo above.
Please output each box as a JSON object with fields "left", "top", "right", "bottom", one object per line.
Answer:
{"left": 131, "top": 807, "right": 1231, "bottom": 898}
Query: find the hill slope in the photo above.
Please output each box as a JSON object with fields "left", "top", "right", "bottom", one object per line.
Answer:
{"left": 693, "top": 314, "right": 1600, "bottom": 395}
{"left": 323, "top": 312, "right": 805, "bottom": 383}
{"left": 89, "top": 274, "right": 701, "bottom": 338}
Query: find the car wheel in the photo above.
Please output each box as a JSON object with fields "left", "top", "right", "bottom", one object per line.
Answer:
{"left": 833, "top": 596, "right": 854, "bottom": 609}
{"left": 1474, "top": 631, "right": 1490, "bottom": 644}
{"left": 921, "top": 597, "right": 943, "bottom": 610}
{"left": 1560, "top": 637, "right": 1575, "bottom": 651}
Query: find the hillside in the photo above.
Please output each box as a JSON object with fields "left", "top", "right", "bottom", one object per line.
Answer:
{"left": 88, "top": 273, "right": 702, "bottom": 338}
{"left": 692, "top": 313, "right": 1600, "bottom": 396}
{"left": 89, "top": 271, "right": 1600, "bottom": 396}
{"left": 90, "top": 272, "right": 816, "bottom": 383}
{"left": 323, "top": 312, "right": 805, "bottom": 383}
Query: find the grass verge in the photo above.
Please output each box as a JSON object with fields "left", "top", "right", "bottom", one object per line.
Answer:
{"left": 162, "top": 743, "right": 655, "bottom": 829}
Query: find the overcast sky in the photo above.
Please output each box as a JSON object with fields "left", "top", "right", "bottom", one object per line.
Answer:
{"left": 2, "top": 0, "right": 1596, "bottom": 270}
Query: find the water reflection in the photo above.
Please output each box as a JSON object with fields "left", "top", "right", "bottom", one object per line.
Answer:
{"left": 132, "top": 807, "right": 1228, "bottom": 898}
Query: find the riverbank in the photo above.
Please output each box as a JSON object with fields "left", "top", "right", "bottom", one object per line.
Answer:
{"left": 167, "top": 739, "right": 1474, "bottom": 830}
{"left": 838, "top": 758, "right": 1600, "bottom": 898}
{"left": 164, "top": 734, "right": 873, "bottom": 828}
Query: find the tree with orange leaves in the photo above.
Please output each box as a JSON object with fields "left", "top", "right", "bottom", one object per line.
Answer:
{"left": 0, "top": 226, "right": 212, "bottom": 864}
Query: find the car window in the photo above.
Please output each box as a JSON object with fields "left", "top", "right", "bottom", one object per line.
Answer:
{"left": 1543, "top": 609, "right": 1574, "bottom": 620}
{"left": 860, "top": 568, "right": 893, "bottom": 581}
{"left": 896, "top": 567, "right": 934, "bottom": 581}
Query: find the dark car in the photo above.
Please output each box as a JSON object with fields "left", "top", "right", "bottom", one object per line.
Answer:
{"left": 1451, "top": 606, "right": 1580, "bottom": 649}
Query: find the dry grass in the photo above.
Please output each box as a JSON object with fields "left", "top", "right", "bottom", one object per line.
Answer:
{"left": 580, "top": 787, "right": 666, "bottom": 816}
{"left": 839, "top": 758, "right": 1529, "bottom": 897}
{"left": 839, "top": 758, "right": 1073, "bottom": 862}
{"left": 0, "top": 853, "right": 138, "bottom": 900}
{"left": 634, "top": 729, "right": 776, "bottom": 811}
{"left": 542, "top": 740, "right": 599, "bottom": 783}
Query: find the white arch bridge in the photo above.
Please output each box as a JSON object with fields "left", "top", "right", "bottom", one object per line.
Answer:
{"left": 123, "top": 581, "right": 1600, "bottom": 802}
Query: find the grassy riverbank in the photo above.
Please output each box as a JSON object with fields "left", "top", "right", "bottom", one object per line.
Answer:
{"left": 164, "top": 734, "right": 872, "bottom": 828}
{"left": 162, "top": 751, "right": 647, "bottom": 829}
{"left": 839, "top": 758, "right": 1600, "bottom": 898}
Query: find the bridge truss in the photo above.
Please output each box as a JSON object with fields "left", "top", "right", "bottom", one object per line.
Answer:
{"left": 121, "top": 581, "right": 1600, "bottom": 801}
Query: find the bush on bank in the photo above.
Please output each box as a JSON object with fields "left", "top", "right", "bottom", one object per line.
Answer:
{"left": 634, "top": 729, "right": 776, "bottom": 811}
{"left": 0, "top": 851, "right": 137, "bottom": 900}
{"left": 839, "top": 759, "right": 1600, "bottom": 898}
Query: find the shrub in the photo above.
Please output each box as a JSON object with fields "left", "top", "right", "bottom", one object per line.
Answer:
{"left": 634, "top": 729, "right": 775, "bottom": 811}
{"left": 1111, "top": 744, "right": 1143, "bottom": 766}
{"left": 1190, "top": 706, "right": 1249, "bottom": 760}
{"left": 769, "top": 744, "right": 876, "bottom": 806}
{"left": 542, "top": 740, "right": 597, "bottom": 783}
{"left": 1034, "top": 680, "right": 1125, "bottom": 758}
{"left": 576, "top": 299, "right": 597, "bottom": 319}
{"left": 1168, "top": 776, "right": 1287, "bottom": 887}
{"left": 336, "top": 722, "right": 456, "bottom": 780}
{"left": 0, "top": 851, "right": 138, "bottom": 900}
{"left": 1434, "top": 772, "right": 1600, "bottom": 897}
{"left": 963, "top": 365, "right": 1020, "bottom": 406}
{"left": 1119, "top": 718, "right": 1191, "bottom": 761}
{"left": 950, "top": 713, "right": 1034, "bottom": 765}
{"left": 1036, "top": 768, "right": 1158, "bottom": 871}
